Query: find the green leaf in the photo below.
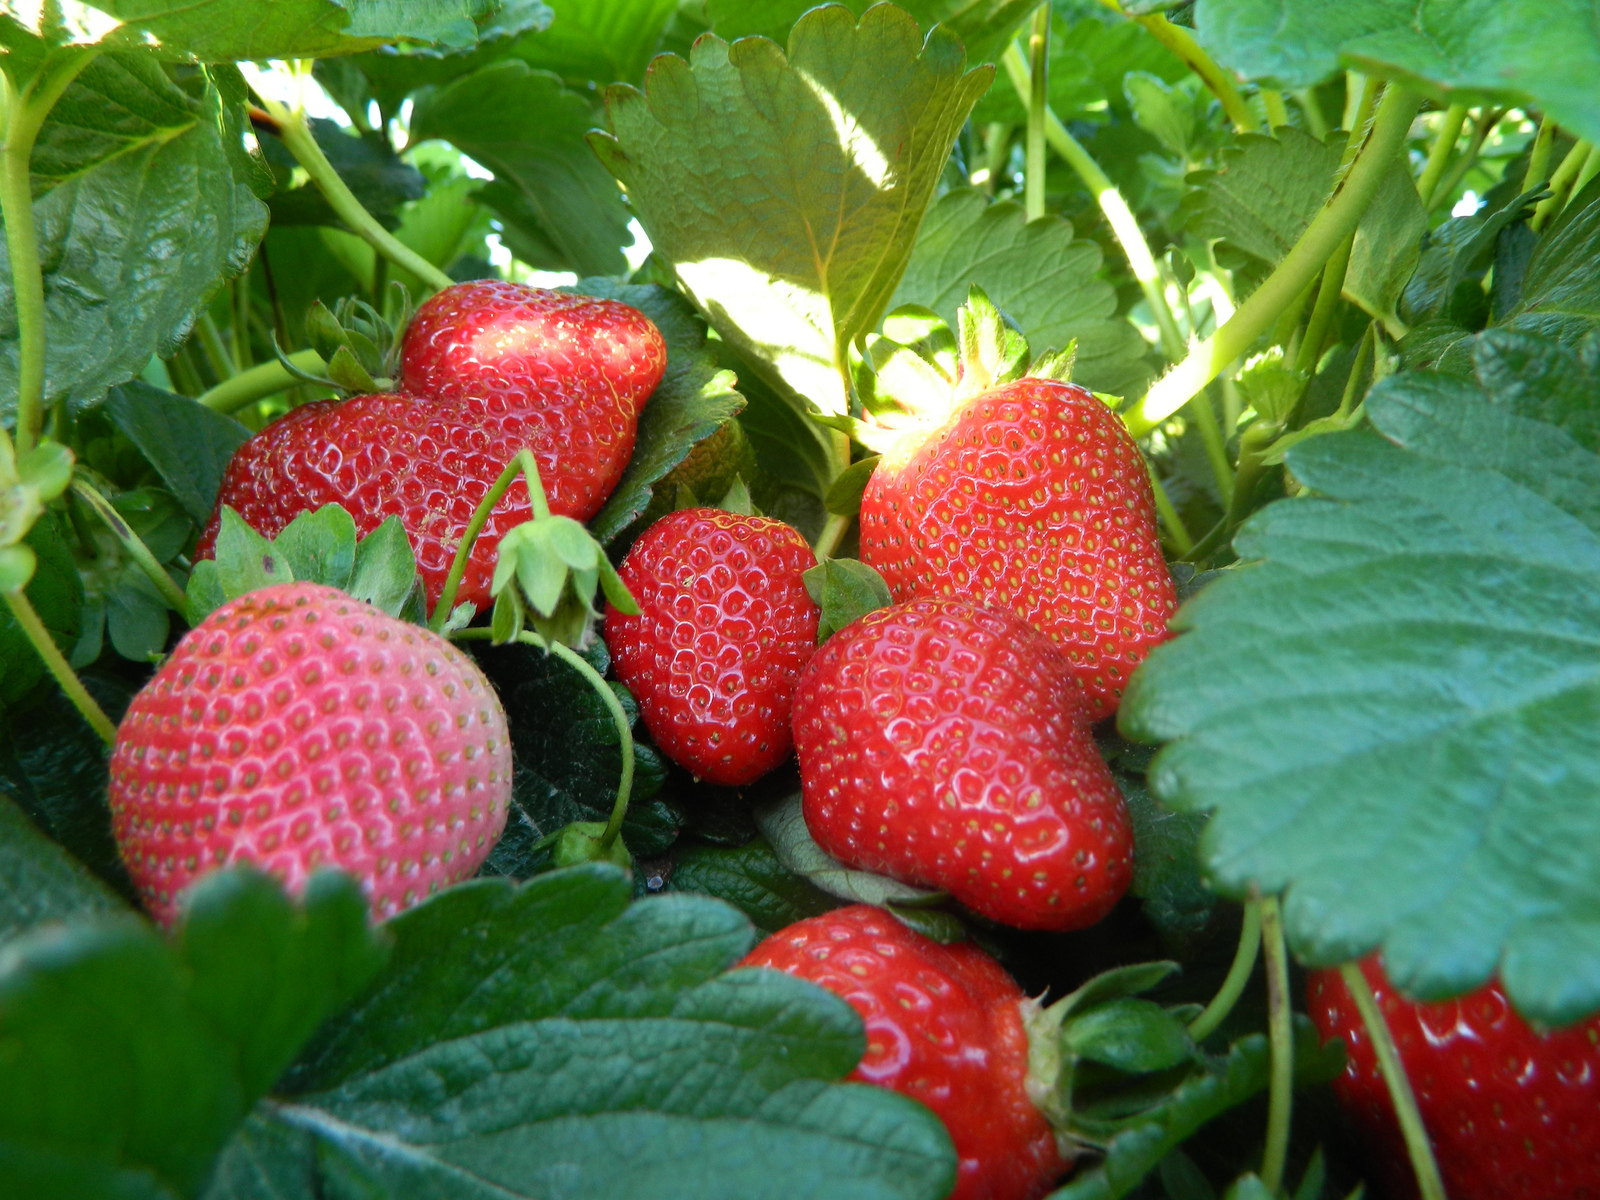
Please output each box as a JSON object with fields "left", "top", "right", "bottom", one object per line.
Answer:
{"left": 1120, "top": 365, "right": 1600, "bottom": 1024}
{"left": 754, "top": 780, "right": 945, "bottom": 907}
{"left": 1124, "top": 71, "right": 1195, "bottom": 159}
{"left": 411, "top": 61, "right": 632, "bottom": 276}
{"left": 474, "top": 639, "right": 675, "bottom": 875}
{"left": 261, "top": 119, "right": 425, "bottom": 233}
{"left": 0, "top": 69, "right": 266, "bottom": 417}
{"left": 891, "top": 189, "right": 1150, "bottom": 396}
{"left": 511, "top": 0, "right": 679, "bottom": 85}
{"left": 1065, "top": 998, "right": 1194, "bottom": 1073}
{"left": 0, "top": 869, "right": 388, "bottom": 1199}
{"left": 1193, "top": 0, "right": 1600, "bottom": 145}
{"left": 101, "top": 383, "right": 251, "bottom": 527}
{"left": 1499, "top": 176, "right": 1600, "bottom": 345}
{"left": 803, "top": 558, "right": 891, "bottom": 643}
{"left": 0, "top": 795, "right": 126, "bottom": 945}
{"left": 271, "top": 506, "right": 357, "bottom": 593}
{"left": 706, "top": 0, "right": 1036, "bottom": 67}
{"left": 969, "top": 11, "right": 1107, "bottom": 126}
{"left": 955, "top": 283, "right": 1030, "bottom": 398}
{"left": 560, "top": 279, "right": 749, "bottom": 545}
{"left": 1117, "top": 767, "right": 1216, "bottom": 950}
{"left": 346, "top": 517, "right": 420, "bottom": 618}
{"left": 0, "top": 513, "right": 82, "bottom": 705}
{"left": 591, "top": 3, "right": 991, "bottom": 417}
{"left": 1053, "top": 1021, "right": 1344, "bottom": 1200}
{"left": 1185, "top": 128, "right": 1339, "bottom": 268}
{"left": 1343, "top": 149, "right": 1428, "bottom": 327}
{"left": 106, "top": 568, "right": 171, "bottom": 661}
{"left": 264, "top": 865, "right": 957, "bottom": 1200}
{"left": 670, "top": 837, "right": 842, "bottom": 933}
{"left": 823, "top": 455, "right": 880, "bottom": 517}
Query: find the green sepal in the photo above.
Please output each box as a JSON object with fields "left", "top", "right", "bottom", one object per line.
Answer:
{"left": 884, "top": 900, "right": 966, "bottom": 944}
{"left": 325, "top": 345, "right": 382, "bottom": 395}
{"left": 304, "top": 300, "right": 349, "bottom": 364}
{"left": 18, "top": 443, "right": 73, "bottom": 503}
{"left": 543, "top": 821, "right": 633, "bottom": 870}
{"left": 955, "top": 284, "right": 1030, "bottom": 402}
{"left": 0, "top": 439, "right": 76, "bottom": 553}
{"left": 803, "top": 558, "right": 892, "bottom": 642}
{"left": 823, "top": 456, "right": 880, "bottom": 517}
{"left": 867, "top": 333, "right": 956, "bottom": 419}
{"left": 0, "top": 543, "right": 38, "bottom": 592}
{"left": 1029, "top": 340, "right": 1079, "bottom": 385}
{"left": 882, "top": 305, "right": 958, "bottom": 383}
{"left": 717, "top": 476, "right": 754, "bottom": 516}
{"left": 492, "top": 512, "right": 639, "bottom": 649}
{"left": 1061, "top": 997, "right": 1195, "bottom": 1073}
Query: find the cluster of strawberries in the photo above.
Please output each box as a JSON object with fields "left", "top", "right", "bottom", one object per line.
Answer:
{"left": 107, "top": 284, "right": 1599, "bottom": 1200}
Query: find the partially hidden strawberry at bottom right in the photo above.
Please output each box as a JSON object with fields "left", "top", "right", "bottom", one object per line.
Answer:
{"left": 793, "top": 597, "right": 1132, "bottom": 931}
{"left": 1308, "top": 957, "right": 1600, "bottom": 1200}
{"left": 859, "top": 377, "right": 1176, "bottom": 720}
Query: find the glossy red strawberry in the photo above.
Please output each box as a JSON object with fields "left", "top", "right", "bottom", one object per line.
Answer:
{"left": 605, "top": 508, "right": 819, "bottom": 785}
{"left": 1308, "top": 957, "right": 1600, "bottom": 1200}
{"left": 859, "top": 378, "right": 1176, "bottom": 719}
{"left": 108, "top": 582, "right": 512, "bottom": 924}
{"left": 742, "top": 905, "right": 1063, "bottom": 1200}
{"left": 792, "top": 597, "right": 1132, "bottom": 930}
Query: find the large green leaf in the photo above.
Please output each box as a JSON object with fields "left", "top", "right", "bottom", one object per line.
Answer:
{"left": 1193, "top": 0, "right": 1600, "bottom": 145}
{"left": 0, "top": 870, "right": 387, "bottom": 1199}
{"left": 1121, "top": 353, "right": 1600, "bottom": 1024}
{"left": 706, "top": 0, "right": 1035, "bottom": 67}
{"left": 29, "top": 52, "right": 195, "bottom": 194}
{"left": 511, "top": 0, "right": 679, "bottom": 85}
{"left": 215, "top": 865, "right": 957, "bottom": 1200}
{"left": 0, "top": 71, "right": 265, "bottom": 416}
{"left": 410, "top": 60, "right": 631, "bottom": 276}
{"left": 891, "top": 187, "right": 1151, "bottom": 396}
{"left": 591, "top": 3, "right": 991, "bottom": 418}
{"left": 0, "top": 795, "right": 125, "bottom": 945}
{"left": 1498, "top": 176, "right": 1600, "bottom": 345}
{"left": 566, "top": 278, "right": 747, "bottom": 544}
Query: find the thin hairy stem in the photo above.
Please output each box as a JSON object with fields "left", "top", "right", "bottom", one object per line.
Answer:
{"left": 72, "top": 479, "right": 190, "bottom": 613}
{"left": 1259, "top": 897, "right": 1293, "bottom": 1193}
{"left": 1189, "top": 901, "right": 1262, "bottom": 1042}
{"left": 4, "top": 586, "right": 116, "bottom": 744}
{"left": 198, "top": 350, "right": 328, "bottom": 413}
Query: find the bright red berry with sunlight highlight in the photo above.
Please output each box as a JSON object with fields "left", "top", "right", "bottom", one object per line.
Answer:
{"left": 741, "top": 905, "right": 1064, "bottom": 1200}
{"left": 792, "top": 598, "right": 1132, "bottom": 930}
{"left": 859, "top": 378, "right": 1176, "bottom": 719}
{"left": 1308, "top": 957, "right": 1600, "bottom": 1200}
{"left": 108, "top": 582, "right": 512, "bottom": 925}
{"left": 605, "top": 508, "right": 819, "bottom": 785}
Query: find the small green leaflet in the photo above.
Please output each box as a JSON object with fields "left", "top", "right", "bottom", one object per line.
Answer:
{"left": 213, "top": 865, "right": 957, "bottom": 1200}
{"left": 102, "top": 383, "right": 250, "bottom": 526}
{"left": 1193, "top": 0, "right": 1600, "bottom": 145}
{"left": 592, "top": 3, "right": 991, "bottom": 418}
{"left": 1121, "top": 350, "right": 1600, "bottom": 1024}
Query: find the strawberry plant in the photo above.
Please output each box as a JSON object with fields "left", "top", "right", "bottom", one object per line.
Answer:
{"left": 1, "top": 1, "right": 1598, "bottom": 1198}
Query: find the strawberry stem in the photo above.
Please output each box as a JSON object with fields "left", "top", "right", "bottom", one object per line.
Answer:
{"left": 1339, "top": 961, "right": 1448, "bottom": 1200}
{"left": 198, "top": 349, "right": 327, "bottom": 414}
{"left": 1095, "top": 1, "right": 1258, "bottom": 133}
{"left": 1416, "top": 104, "right": 1470, "bottom": 209}
{"left": 3, "top": 586, "right": 116, "bottom": 745}
{"left": 432, "top": 450, "right": 549, "bottom": 633}
{"left": 539, "top": 637, "right": 635, "bottom": 853}
{"left": 1127, "top": 85, "right": 1423, "bottom": 435}
{"left": 1187, "top": 900, "right": 1261, "bottom": 1042}
{"left": 71, "top": 479, "right": 190, "bottom": 614}
{"left": 1259, "top": 896, "right": 1293, "bottom": 1193}
{"left": 0, "top": 49, "right": 99, "bottom": 455}
{"left": 256, "top": 77, "right": 454, "bottom": 297}
{"left": 1023, "top": 4, "right": 1049, "bottom": 223}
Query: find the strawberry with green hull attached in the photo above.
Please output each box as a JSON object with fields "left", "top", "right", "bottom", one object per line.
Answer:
{"left": 108, "top": 582, "right": 513, "bottom": 924}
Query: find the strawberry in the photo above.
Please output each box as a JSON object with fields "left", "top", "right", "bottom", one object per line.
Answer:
{"left": 201, "top": 283, "right": 666, "bottom": 613}
{"left": 605, "top": 507, "right": 819, "bottom": 785}
{"left": 107, "top": 582, "right": 512, "bottom": 924}
{"left": 1308, "top": 957, "right": 1600, "bottom": 1200}
{"left": 741, "top": 905, "right": 1063, "bottom": 1200}
{"left": 792, "top": 597, "right": 1132, "bottom": 930}
{"left": 859, "top": 378, "right": 1176, "bottom": 719}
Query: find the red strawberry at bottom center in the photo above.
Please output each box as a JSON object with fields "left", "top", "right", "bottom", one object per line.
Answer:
{"left": 606, "top": 508, "right": 819, "bottom": 786}
{"left": 793, "top": 598, "right": 1132, "bottom": 930}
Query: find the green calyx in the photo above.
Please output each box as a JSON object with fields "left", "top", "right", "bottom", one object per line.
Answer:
{"left": 0, "top": 438, "right": 74, "bottom": 591}
{"left": 540, "top": 820, "right": 634, "bottom": 870}
{"left": 489, "top": 514, "right": 637, "bottom": 651}
{"left": 278, "top": 287, "right": 415, "bottom": 397}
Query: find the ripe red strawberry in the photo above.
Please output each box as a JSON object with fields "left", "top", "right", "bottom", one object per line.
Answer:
{"left": 1308, "top": 957, "right": 1600, "bottom": 1200}
{"left": 605, "top": 508, "right": 819, "bottom": 785}
{"left": 859, "top": 378, "right": 1176, "bottom": 719}
{"left": 108, "top": 582, "right": 512, "bottom": 924}
{"left": 741, "top": 905, "right": 1063, "bottom": 1200}
{"left": 792, "top": 597, "right": 1132, "bottom": 930}
{"left": 201, "top": 284, "right": 666, "bottom": 613}
{"left": 400, "top": 280, "right": 666, "bottom": 425}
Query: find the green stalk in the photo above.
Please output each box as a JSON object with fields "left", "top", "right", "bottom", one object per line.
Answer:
{"left": 1296, "top": 88, "right": 1328, "bottom": 139}
{"left": 197, "top": 349, "right": 326, "bottom": 413}
{"left": 195, "top": 312, "right": 235, "bottom": 383}
{"left": 1531, "top": 137, "right": 1591, "bottom": 230}
{"left": 1334, "top": 322, "right": 1376, "bottom": 420}
{"left": 1188, "top": 387, "right": 1234, "bottom": 504}
{"left": 71, "top": 479, "right": 190, "bottom": 613}
{"left": 1294, "top": 232, "right": 1353, "bottom": 376}
{"left": 1024, "top": 4, "right": 1049, "bottom": 222}
{"left": 1003, "top": 45, "right": 1186, "bottom": 362}
{"left": 1183, "top": 418, "right": 1275, "bottom": 562}
{"left": 1571, "top": 143, "right": 1600, "bottom": 202}
{"left": 1429, "top": 108, "right": 1505, "bottom": 215}
{"left": 4, "top": 586, "right": 116, "bottom": 744}
{"left": 1259, "top": 896, "right": 1293, "bottom": 1194}
{"left": 1188, "top": 900, "right": 1262, "bottom": 1042}
{"left": 543, "top": 636, "right": 634, "bottom": 852}
{"left": 1146, "top": 465, "right": 1192, "bottom": 554}
{"left": 258, "top": 93, "right": 454, "bottom": 296}
{"left": 1260, "top": 89, "right": 1289, "bottom": 130}
{"left": 1097, "top": 0, "right": 1257, "bottom": 132}
{"left": 431, "top": 449, "right": 548, "bottom": 631}
{"left": 232, "top": 274, "right": 253, "bottom": 371}
{"left": 812, "top": 427, "right": 854, "bottom": 561}
{"left": 1518, "top": 113, "right": 1555, "bottom": 197}
{"left": 1127, "top": 86, "right": 1422, "bottom": 436}
{"left": 1340, "top": 962, "right": 1447, "bottom": 1200}
{"left": 1415, "top": 104, "right": 1468, "bottom": 208}
{"left": 1, "top": 49, "right": 98, "bottom": 454}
